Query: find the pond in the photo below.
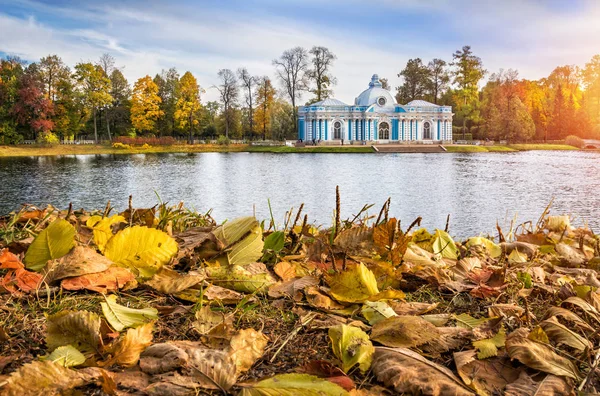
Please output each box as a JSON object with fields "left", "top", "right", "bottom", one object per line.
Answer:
{"left": 1, "top": 151, "right": 599, "bottom": 237}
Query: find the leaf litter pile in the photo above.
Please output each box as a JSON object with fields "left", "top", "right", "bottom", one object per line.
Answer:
{"left": 1, "top": 195, "right": 600, "bottom": 395}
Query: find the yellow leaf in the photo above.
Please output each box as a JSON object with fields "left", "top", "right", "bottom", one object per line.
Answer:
{"left": 370, "top": 316, "right": 439, "bottom": 348}
{"left": 44, "top": 345, "right": 86, "bottom": 368}
{"left": 466, "top": 237, "right": 502, "bottom": 258}
{"left": 104, "top": 225, "right": 178, "bottom": 278}
{"left": 86, "top": 214, "right": 126, "bottom": 252}
{"left": 102, "top": 322, "right": 153, "bottom": 367}
{"left": 472, "top": 328, "right": 506, "bottom": 359}
{"left": 508, "top": 249, "right": 528, "bottom": 264}
{"left": 239, "top": 373, "right": 348, "bottom": 396}
{"left": 328, "top": 324, "right": 374, "bottom": 374}
{"left": 432, "top": 230, "right": 459, "bottom": 259}
{"left": 227, "top": 328, "right": 268, "bottom": 375}
{"left": 361, "top": 301, "right": 397, "bottom": 325}
{"left": 101, "top": 294, "right": 158, "bottom": 332}
{"left": 328, "top": 263, "right": 379, "bottom": 303}
{"left": 24, "top": 219, "right": 76, "bottom": 271}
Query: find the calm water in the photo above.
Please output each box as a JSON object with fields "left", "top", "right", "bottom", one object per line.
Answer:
{"left": 1, "top": 151, "right": 599, "bottom": 237}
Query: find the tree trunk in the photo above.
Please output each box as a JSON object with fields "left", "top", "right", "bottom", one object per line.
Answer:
{"left": 188, "top": 113, "right": 193, "bottom": 145}
{"left": 93, "top": 109, "right": 98, "bottom": 143}
{"left": 106, "top": 109, "right": 112, "bottom": 142}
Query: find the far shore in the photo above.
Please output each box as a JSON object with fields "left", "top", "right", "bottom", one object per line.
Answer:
{"left": 0, "top": 142, "right": 584, "bottom": 158}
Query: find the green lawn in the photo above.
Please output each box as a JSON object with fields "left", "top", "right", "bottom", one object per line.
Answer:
{"left": 444, "top": 145, "right": 489, "bottom": 153}
{"left": 508, "top": 144, "right": 578, "bottom": 151}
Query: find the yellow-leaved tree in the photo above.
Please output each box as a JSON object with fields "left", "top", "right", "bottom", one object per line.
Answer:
{"left": 254, "top": 76, "right": 276, "bottom": 140}
{"left": 131, "top": 75, "right": 163, "bottom": 134}
{"left": 174, "top": 71, "right": 203, "bottom": 144}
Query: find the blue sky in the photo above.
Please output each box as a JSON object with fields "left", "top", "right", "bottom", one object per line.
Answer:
{"left": 1, "top": 0, "right": 599, "bottom": 103}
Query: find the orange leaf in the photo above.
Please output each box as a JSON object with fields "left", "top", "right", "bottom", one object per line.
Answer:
{"left": 61, "top": 266, "right": 137, "bottom": 293}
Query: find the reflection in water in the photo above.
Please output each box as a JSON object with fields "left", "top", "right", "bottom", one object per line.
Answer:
{"left": 1, "top": 151, "right": 599, "bottom": 237}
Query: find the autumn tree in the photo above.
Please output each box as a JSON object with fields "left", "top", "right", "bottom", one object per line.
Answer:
{"left": 38, "top": 55, "right": 70, "bottom": 103}
{"left": 273, "top": 47, "right": 309, "bottom": 137}
{"left": 380, "top": 78, "right": 391, "bottom": 91}
{"left": 154, "top": 68, "right": 180, "bottom": 136}
{"left": 396, "top": 58, "right": 430, "bottom": 103}
{"left": 175, "top": 71, "right": 202, "bottom": 144}
{"left": 216, "top": 69, "right": 238, "bottom": 138}
{"left": 97, "top": 53, "right": 119, "bottom": 141}
{"left": 237, "top": 68, "right": 257, "bottom": 137}
{"left": 73, "top": 62, "right": 112, "bottom": 142}
{"left": 270, "top": 99, "right": 295, "bottom": 140}
{"left": 131, "top": 75, "right": 163, "bottom": 134}
{"left": 307, "top": 46, "right": 336, "bottom": 103}
{"left": 0, "top": 57, "right": 25, "bottom": 143}
{"left": 427, "top": 59, "right": 450, "bottom": 104}
{"left": 254, "top": 76, "right": 276, "bottom": 140}
{"left": 12, "top": 66, "right": 54, "bottom": 139}
{"left": 451, "top": 46, "right": 486, "bottom": 139}
{"left": 582, "top": 55, "right": 600, "bottom": 123}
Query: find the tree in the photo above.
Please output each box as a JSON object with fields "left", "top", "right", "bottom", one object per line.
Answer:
{"left": 108, "top": 69, "right": 131, "bottom": 136}
{"left": 427, "top": 59, "right": 450, "bottom": 104}
{"left": 380, "top": 78, "right": 391, "bottom": 91}
{"left": 0, "top": 57, "right": 25, "bottom": 143}
{"left": 175, "top": 71, "right": 202, "bottom": 144}
{"left": 254, "top": 76, "right": 276, "bottom": 140}
{"left": 396, "top": 58, "right": 430, "bottom": 103}
{"left": 97, "top": 53, "right": 117, "bottom": 141}
{"left": 216, "top": 69, "right": 238, "bottom": 138}
{"left": 307, "top": 46, "right": 336, "bottom": 103}
{"left": 582, "top": 55, "right": 600, "bottom": 123}
{"left": 273, "top": 47, "right": 309, "bottom": 137}
{"left": 12, "top": 67, "right": 54, "bottom": 139}
{"left": 73, "top": 62, "right": 112, "bottom": 142}
{"left": 451, "top": 46, "right": 486, "bottom": 139}
{"left": 238, "top": 68, "right": 256, "bottom": 137}
{"left": 131, "top": 75, "right": 163, "bottom": 134}
{"left": 154, "top": 68, "right": 180, "bottom": 136}
{"left": 270, "top": 99, "right": 295, "bottom": 141}
{"left": 38, "top": 55, "right": 70, "bottom": 103}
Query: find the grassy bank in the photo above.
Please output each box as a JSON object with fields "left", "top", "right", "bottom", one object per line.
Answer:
{"left": 245, "top": 145, "right": 374, "bottom": 153}
{"left": 446, "top": 143, "right": 578, "bottom": 153}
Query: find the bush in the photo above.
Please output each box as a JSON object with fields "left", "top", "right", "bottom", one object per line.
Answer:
{"left": 114, "top": 136, "right": 176, "bottom": 146}
{"left": 217, "top": 135, "right": 230, "bottom": 146}
{"left": 36, "top": 131, "right": 59, "bottom": 145}
{"left": 141, "top": 143, "right": 151, "bottom": 149}
{"left": 565, "top": 135, "right": 584, "bottom": 148}
{"left": 112, "top": 142, "right": 131, "bottom": 149}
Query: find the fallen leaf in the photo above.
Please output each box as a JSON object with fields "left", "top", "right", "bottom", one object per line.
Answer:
{"left": 24, "top": 219, "right": 76, "bottom": 272}
{"left": 227, "top": 328, "right": 268, "bottom": 375}
{"left": 273, "top": 261, "right": 297, "bottom": 281}
{"left": 86, "top": 214, "right": 126, "bottom": 252}
{"left": 432, "top": 229, "right": 459, "bottom": 259}
{"left": 45, "top": 246, "right": 113, "bottom": 283}
{"left": 504, "top": 371, "right": 574, "bottom": 396}
{"left": 371, "top": 347, "right": 473, "bottom": 396}
{"left": 539, "top": 316, "right": 591, "bottom": 352}
{"left": 327, "top": 263, "right": 379, "bottom": 303}
{"left": 239, "top": 373, "right": 348, "bottom": 396}
{"left": 213, "top": 217, "right": 264, "bottom": 266}
{"left": 101, "top": 294, "right": 158, "bottom": 332}
{"left": 144, "top": 266, "right": 204, "bottom": 294}
{"left": 268, "top": 276, "right": 319, "bottom": 300}
{"left": 466, "top": 237, "right": 502, "bottom": 258}
{"left": 44, "top": 345, "right": 86, "bottom": 367}
{"left": 60, "top": 266, "right": 137, "bottom": 293}
{"left": 208, "top": 263, "right": 276, "bottom": 293}
{"left": 46, "top": 310, "right": 102, "bottom": 356}
{"left": 102, "top": 322, "right": 153, "bottom": 367}
{"left": 298, "top": 360, "right": 356, "bottom": 391}
{"left": 370, "top": 315, "right": 439, "bottom": 348}
{"left": 361, "top": 301, "right": 397, "bottom": 325}
{"left": 472, "top": 327, "right": 506, "bottom": 359}
{"left": 328, "top": 324, "right": 374, "bottom": 374}
{"left": 104, "top": 225, "right": 178, "bottom": 279}
{"left": 505, "top": 328, "right": 581, "bottom": 380}
{"left": 454, "top": 350, "right": 522, "bottom": 396}
{"left": 1, "top": 360, "right": 102, "bottom": 396}
{"left": 174, "top": 226, "right": 220, "bottom": 262}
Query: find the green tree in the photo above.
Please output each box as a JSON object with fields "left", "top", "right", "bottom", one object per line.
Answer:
{"left": 73, "top": 62, "right": 112, "bottom": 142}
{"left": 427, "top": 58, "right": 450, "bottom": 104}
{"left": 216, "top": 69, "right": 238, "bottom": 138}
{"left": 154, "top": 68, "right": 180, "bottom": 136}
{"left": 109, "top": 69, "right": 131, "bottom": 136}
{"left": 175, "top": 71, "right": 202, "bottom": 144}
{"left": 38, "top": 55, "right": 70, "bottom": 103}
{"left": 451, "top": 46, "right": 486, "bottom": 139}
{"left": 396, "top": 58, "right": 430, "bottom": 103}
{"left": 0, "top": 57, "right": 25, "bottom": 143}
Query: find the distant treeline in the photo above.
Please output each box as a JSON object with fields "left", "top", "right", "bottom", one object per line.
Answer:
{"left": 1, "top": 46, "right": 599, "bottom": 144}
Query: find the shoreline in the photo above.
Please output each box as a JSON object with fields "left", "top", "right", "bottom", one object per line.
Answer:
{"left": 0, "top": 143, "right": 582, "bottom": 157}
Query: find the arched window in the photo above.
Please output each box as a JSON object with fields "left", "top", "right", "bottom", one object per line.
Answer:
{"left": 378, "top": 121, "right": 390, "bottom": 140}
{"left": 423, "top": 121, "right": 431, "bottom": 140}
{"left": 333, "top": 121, "right": 342, "bottom": 139}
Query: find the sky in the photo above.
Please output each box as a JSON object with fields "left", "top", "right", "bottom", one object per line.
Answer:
{"left": 1, "top": 0, "right": 599, "bottom": 104}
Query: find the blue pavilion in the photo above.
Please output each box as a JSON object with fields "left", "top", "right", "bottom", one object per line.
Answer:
{"left": 297, "top": 74, "right": 453, "bottom": 143}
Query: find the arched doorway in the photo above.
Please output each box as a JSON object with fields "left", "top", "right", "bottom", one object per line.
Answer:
{"left": 378, "top": 121, "right": 390, "bottom": 140}
{"left": 333, "top": 121, "right": 342, "bottom": 140}
{"left": 423, "top": 121, "right": 431, "bottom": 140}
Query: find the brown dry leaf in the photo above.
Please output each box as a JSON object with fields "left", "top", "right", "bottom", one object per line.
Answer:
{"left": 120, "top": 207, "right": 156, "bottom": 228}
{"left": 388, "top": 301, "right": 438, "bottom": 316}
{"left": 227, "top": 328, "right": 268, "bottom": 375}
{"left": 174, "top": 226, "right": 220, "bottom": 262}
{"left": 504, "top": 371, "right": 574, "bottom": 396}
{"left": 371, "top": 347, "right": 474, "bottom": 396}
{"left": 268, "top": 276, "right": 319, "bottom": 300}
{"left": 298, "top": 360, "right": 356, "bottom": 391}
{"left": 274, "top": 261, "right": 298, "bottom": 281}
{"left": 174, "top": 283, "right": 248, "bottom": 305}
{"left": 422, "top": 326, "right": 473, "bottom": 355}
{"left": 0, "top": 360, "right": 103, "bottom": 396}
{"left": 140, "top": 341, "right": 237, "bottom": 391}
{"left": 101, "top": 322, "right": 154, "bottom": 367}
{"left": 561, "top": 296, "right": 600, "bottom": 324}
{"left": 46, "top": 310, "right": 102, "bottom": 356}
{"left": 333, "top": 227, "right": 373, "bottom": 255}
{"left": 488, "top": 304, "right": 525, "bottom": 319}
{"left": 555, "top": 243, "right": 586, "bottom": 267}
{"left": 454, "top": 350, "right": 522, "bottom": 396}
{"left": 61, "top": 266, "right": 137, "bottom": 293}
{"left": 505, "top": 328, "right": 581, "bottom": 380}
{"left": 44, "top": 246, "right": 113, "bottom": 283}
{"left": 144, "top": 267, "right": 204, "bottom": 294}
{"left": 192, "top": 306, "right": 232, "bottom": 335}
{"left": 370, "top": 316, "right": 439, "bottom": 348}
{"left": 305, "top": 286, "right": 347, "bottom": 310}
{"left": 540, "top": 316, "right": 591, "bottom": 352}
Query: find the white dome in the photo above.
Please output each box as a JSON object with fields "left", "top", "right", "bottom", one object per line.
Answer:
{"left": 355, "top": 74, "right": 396, "bottom": 106}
